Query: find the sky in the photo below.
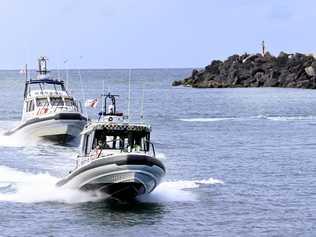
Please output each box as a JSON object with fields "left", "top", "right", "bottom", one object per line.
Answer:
{"left": 0, "top": 0, "right": 315, "bottom": 69}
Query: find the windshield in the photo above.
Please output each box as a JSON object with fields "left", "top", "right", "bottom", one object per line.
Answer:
{"left": 36, "top": 98, "right": 49, "bottom": 106}
{"left": 29, "top": 83, "right": 64, "bottom": 92}
{"left": 92, "top": 130, "right": 150, "bottom": 152}
{"left": 50, "top": 97, "right": 64, "bottom": 106}
{"left": 64, "top": 98, "right": 75, "bottom": 106}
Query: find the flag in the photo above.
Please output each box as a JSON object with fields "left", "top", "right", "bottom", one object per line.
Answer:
{"left": 84, "top": 98, "right": 98, "bottom": 108}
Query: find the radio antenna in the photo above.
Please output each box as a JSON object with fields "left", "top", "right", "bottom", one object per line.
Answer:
{"left": 25, "top": 64, "right": 28, "bottom": 82}
{"left": 127, "top": 69, "right": 132, "bottom": 123}
{"left": 101, "top": 79, "right": 105, "bottom": 115}
{"left": 140, "top": 82, "right": 145, "bottom": 121}
{"left": 64, "top": 59, "right": 69, "bottom": 89}
{"left": 78, "top": 56, "right": 88, "bottom": 119}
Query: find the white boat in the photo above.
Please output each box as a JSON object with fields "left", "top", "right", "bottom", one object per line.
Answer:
{"left": 5, "top": 57, "right": 87, "bottom": 143}
{"left": 57, "top": 93, "right": 165, "bottom": 200}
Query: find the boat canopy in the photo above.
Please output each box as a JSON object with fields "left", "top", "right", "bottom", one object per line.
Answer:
{"left": 79, "top": 92, "right": 154, "bottom": 156}
{"left": 24, "top": 79, "right": 67, "bottom": 98}
{"left": 83, "top": 123, "right": 151, "bottom": 135}
{"left": 80, "top": 123, "right": 152, "bottom": 156}
{"left": 28, "top": 79, "right": 65, "bottom": 85}
{"left": 23, "top": 57, "right": 67, "bottom": 98}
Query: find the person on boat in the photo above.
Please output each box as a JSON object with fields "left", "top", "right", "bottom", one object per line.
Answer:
{"left": 95, "top": 140, "right": 107, "bottom": 158}
{"left": 95, "top": 145, "right": 102, "bottom": 158}
{"left": 133, "top": 136, "right": 142, "bottom": 152}
{"left": 108, "top": 104, "right": 114, "bottom": 115}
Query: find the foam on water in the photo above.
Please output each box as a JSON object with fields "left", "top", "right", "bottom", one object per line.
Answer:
{"left": 0, "top": 132, "right": 36, "bottom": 147}
{"left": 138, "top": 177, "right": 224, "bottom": 203}
{"left": 0, "top": 120, "right": 28, "bottom": 147}
{"left": 156, "top": 152, "right": 167, "bottom": 160}
{"left": 0, "top": 133, "right": 42, "bottom": 147}
{"left": 0, "top": 120, "right": 58, "bottom": 147}
{"left": 0, "top": 165, "right": 103, "bottom": 203}
{"left": 0, "top": 120, "right": 19, "bottom": 132}
{"left": 179, "top": 117, "right": 235, "bottom": 122}
{"left": 265, "top": 115, "right": 316, "bottom": 121}
{"left": 179, "top": 115, "right": 316, "bottom": 123}
{"left": 0, "top": 165, "right": 223, "bottom": 204}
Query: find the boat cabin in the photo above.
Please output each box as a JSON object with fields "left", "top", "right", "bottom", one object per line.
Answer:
{"left": 80, "top": 123, "right": 153, "bottom": 157}
{"left": 79, "top": 93, "right": 155, "bottom": 158}
{"left": 22, "top": 57, "right": 82, "bottom": 121}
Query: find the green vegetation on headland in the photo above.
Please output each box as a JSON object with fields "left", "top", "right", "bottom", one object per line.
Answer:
{"left": 172, "top": 52, "right": 316, "bottom": 89}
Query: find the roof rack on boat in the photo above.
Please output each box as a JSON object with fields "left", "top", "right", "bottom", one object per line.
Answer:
{"left": 23, "top": 57, "right": 68, "bottom": 98}
{"left": 98, "top": 93, "right": 123, "bottom": 120}
{"left": 37, "top": 56, "right": 50, "bottom": 75}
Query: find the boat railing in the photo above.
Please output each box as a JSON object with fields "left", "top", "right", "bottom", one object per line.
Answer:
{"left": 103, "top": 138, "right": 156, "bottom": 158}
{"left": 144, "top": 140, "right": 156, "bottom": 158}
{"left": 37, "top": 102, "right": 62, "bottom": 115}
{"left": 35, "top": 99, "right": 80, "bottom": 115}
{"left": 94, "top": 138, "right": 128, "bottom": 158}
{"left": 76, "top": 138, "right": 156, "bottom": 167}
{"left": 53, "top": 99, "right": 65, "bottom": 113}
{"left": 52, "top": 99, "right": 78, "bottom": 113}
{"left": 77, "top": 101, "right": 83, "bottom": 113}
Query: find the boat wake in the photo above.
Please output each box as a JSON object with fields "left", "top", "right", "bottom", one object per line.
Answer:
{"left": 179, "top": 117, "right": 235, "bottom": 122}
{"left": 0, "top": 120, "right": 38, "bottom": 147}
{"left": 0, "top": 165, "right": 223, "bottom": 204}
{"left": 0, "top": 120, "right": 68, "bottom": 147}
{"left": 0, "top": 132, "right": 41, "bottom": 147}
{"left": 0, "top": 165, "right": 103, "bottom": 204}
{"left": 178, "top": 115, "right": 316, "bottom": 123}
{"left": 264, "top": 115, "right": 316, "bottom": 121}
{"left": 0, "top": 121, "right": 23, "bottom": 147}
{"left": 138, "top": 177, "right": 224, "bottom": 203}
{"left": 156, "top": 152, "right": 167, "bottom": 160}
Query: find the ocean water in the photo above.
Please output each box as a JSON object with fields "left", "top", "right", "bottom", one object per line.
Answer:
{"left": 0, "top": 69, "right": 315, "bottom": 236}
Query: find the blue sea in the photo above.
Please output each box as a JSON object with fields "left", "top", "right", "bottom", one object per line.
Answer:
{"left": 0, "top": 69, "right": 315, "bottom": 236}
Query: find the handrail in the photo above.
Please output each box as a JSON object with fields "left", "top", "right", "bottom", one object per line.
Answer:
{"left": 95, "top": 138, "right": 125, "bottom": 155}
{"left": 77, "top": 138, "right": 156, "bottom": 166}
{"left": 53, "top": 98, "right": 65, "bottom": 113}
{"left": 144, "top": 139, "right": 156, "bottom": 157}
{"left": 94, "top": 138, "right": 156, "bottom": 158}
{"left": 151, "top": 142, "right": 156, "bottom": 158}
{"left": 78, "top": 101, "right": 82, "bottom": 113}
{"left": 51, "top": 98, "right": 78, "bottom": 113}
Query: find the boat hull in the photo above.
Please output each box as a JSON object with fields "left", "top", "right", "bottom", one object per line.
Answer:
{"left": 5, "top": 113, "right": 87, "bottom": 143}
{"left": 57, "top": 154, "right": 165, "bottom": 200}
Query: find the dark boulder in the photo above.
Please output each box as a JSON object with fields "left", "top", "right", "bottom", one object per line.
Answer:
{"left": 172, "top": 52, "right": 316, "bottom": 89}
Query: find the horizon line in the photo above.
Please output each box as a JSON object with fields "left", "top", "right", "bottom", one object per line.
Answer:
{"left": 0, "top": 67, "right": 197, "bottom": 71}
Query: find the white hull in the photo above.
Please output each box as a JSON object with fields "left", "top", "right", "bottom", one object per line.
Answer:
{"left": 6, "top": 113, "right": 86, "bottom": 143}
{"left": 57, "top": 154, "right": 165, "bottom": 199}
